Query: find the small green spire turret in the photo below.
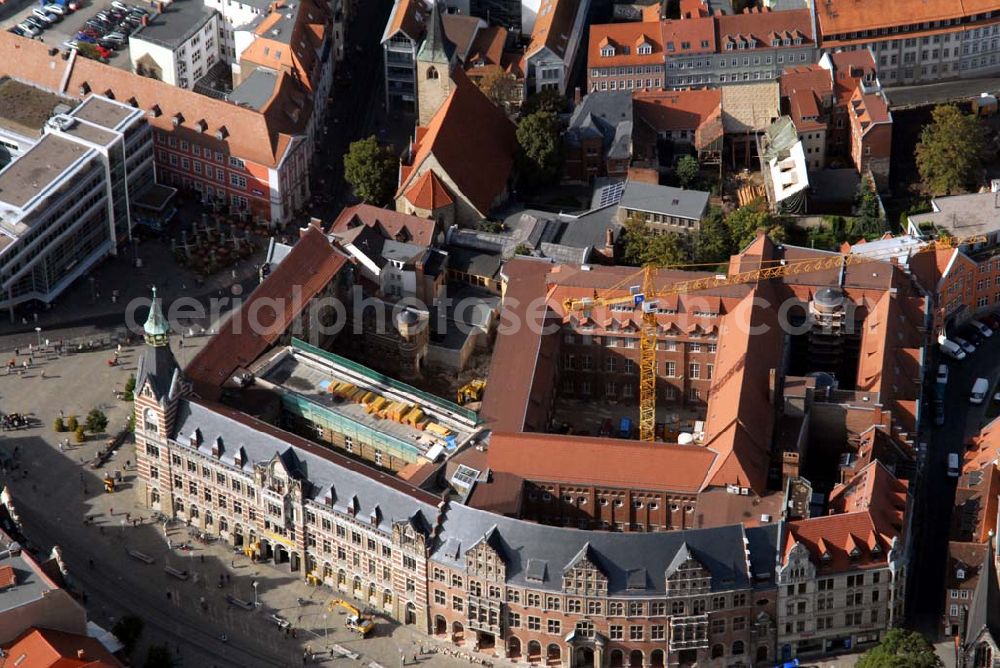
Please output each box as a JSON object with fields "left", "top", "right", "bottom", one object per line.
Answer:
{"left": 143, "top": 287, "right": 170, "bottom": 346}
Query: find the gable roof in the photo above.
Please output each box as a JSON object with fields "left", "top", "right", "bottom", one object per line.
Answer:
{"left": 0, "top": 33, "right": 306, "bottom": 169}
{"left": 399, "top": 68, "right": 515, "bottom": 216}
{"left": 965, "top": 541, "right": 1000, "bottom": 651}
{"left": 186, "top": 226, "right": 347, "bottom": 399}
{"left": 330, "top": 204, "right": 438, "bottom": 246}
{"left": 526, "top": 0, "right": 581, "bottom": 59}
{"left": 816, "top": 0, "right": 998, "bottom": 38}
{"left": 383, "top": 0, "right": 428, "bottom": 42}
{"left": 3, "top": 628, "right": 123, "bottom": 667}
{"left": 588, "top": 22, "right": 664, "bottom": 66}
{"left": 633, "top": 89, "right": 723, "bottom": 150}
{"left": 487, "top": 431, "right": 718, "bottom": 494}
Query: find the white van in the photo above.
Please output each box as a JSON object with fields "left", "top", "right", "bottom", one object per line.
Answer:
{"left": 971, "top": 377, "right": 990, "bottom": 404}
{"left": 948, "top": 452, "right": 961, "bottom": 477}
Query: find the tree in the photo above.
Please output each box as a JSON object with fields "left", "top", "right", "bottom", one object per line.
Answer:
{"left": 516, "top": 111, "right": 562, "bottom": 189}
{"left": 343, "top": 136, "right": 397, "bottom": 206}
{"left": 144, "top": 644, "right": 177, "bottom": 668}
{"left": 521, "top": 88, "right": 568, "bottom": 117}
{"left": 514, "top": 243, "right": 532, "bottom": 255}
{"left": 66, "top": 415, "right": 78, "bottom": 432}
{"left": 852, "top": 178, "right": 886, "bottom": 239}
{"left": 725, "top": 200, "right": 783, "bottom": 250}
{"left": 694, "top": 207, "right": 733, "bottom": 265}
{"left": 85, "top": 409, "right": 108, "bottom": 434}
{"left": 124, "top": 374, "right": 136, "bottom": 402}
{"left": 621, "top": 218, "right": 687, "bottom": 267}
{"left": 113, "top": 615, "right": 145, "bottom": 654}
{"left": 675, "top": 155, "right": 700, "bottom": 188}
{"left": 475, "top": 68, "right": 520, "bottom": 112}
{"left": 855, "top": 629, "right": 942, "bottom": 668}
{"left": 74, "top": 426, "right": 86, "bottom": 444}
{"left": 53, "top": 417, "right": 66, "bottom": 433}
{"left": 915, "top": 104, "right": 984, "bottom": 195}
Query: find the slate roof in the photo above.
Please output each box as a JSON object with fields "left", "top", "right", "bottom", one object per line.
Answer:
{"left": 566, "top": 91, "right": 633, "bottom": 161}
{"left": 965, "top": 542, "right": 1000, "bottom": 650}
{"left": 619, "top": 181, "right": 710, "bottom": 220}
{"left": 135, "top": 344, "right": 182, "bottom": 405}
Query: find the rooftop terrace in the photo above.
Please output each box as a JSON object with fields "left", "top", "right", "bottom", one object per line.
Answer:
{"left": 0, "top": 78, "right": 73, "bottom": 138}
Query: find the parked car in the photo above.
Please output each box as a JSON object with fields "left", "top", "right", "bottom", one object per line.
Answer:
{"left": 17, "top": 22, "right": 40, "bottom": 37}
{"left": 31, "top": 8, "right": 58, "bottom": 22}
{"left": 8, "top": 26, "right": 26, "bottom": 36}
{"left": 75, "top": 32, "right": 97, "bottom": 42}
{"left": 959, "top": 326, "right": 984, "bottom": 345}
{"left": 940, "top": 338, "right": 968, "bottom": 361}
{"left": 78, "top": 28, "right": 101, "bottom": 38}
{"left": 971, "top": 377, "right": 990, "bottom": 405}
{"left": 937, "top": 364, "right": 949, "bottom": 385}
{"left": 44, "top": 4, "right": 67, "bottom": 15}
{"left": 105, "top": 32, "right": 127, "bottom": 42}
{"left": 948, "top": 452, "right": 961, "bottom": 477}
{"left": 23, "top": 16, "right": 47, "bottom": 30}
{"left": 128, "top": 6, "right": 148, "bottom": 16}
{"left": 972, "top": 319, "right": 995, "bottom": 338}
{"left": 111, "top": 0, "right": 129, "bottom": 9}
{"left": 97, "top": 38, "right": 120, "bottom": 50}
{"left": 269, "top": 613, "right": 290, "bottom": 629}
{"left": 983, "top": 313, "right": 1000, "bottom": 330}
{"left": 953, "top": 336, "right": 977, "bottom": 354}
{"left": 92, "top": 44, "right": 112, "bottom": 58}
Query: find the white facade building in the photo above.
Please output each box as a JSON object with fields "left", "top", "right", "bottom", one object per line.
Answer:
{"left": 129, "top": 2, "right": 222, "bottom": 89}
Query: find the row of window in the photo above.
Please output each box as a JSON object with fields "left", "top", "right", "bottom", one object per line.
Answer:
{"left": 826, "top": 13, "right": 1000, "bottom": 43}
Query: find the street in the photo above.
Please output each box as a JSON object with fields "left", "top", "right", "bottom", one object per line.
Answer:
{"left": 907, "top": 333, "right": 1000, "bottom": 637}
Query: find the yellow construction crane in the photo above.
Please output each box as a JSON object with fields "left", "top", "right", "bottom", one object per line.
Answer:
{"left": 327, "top": 599, "right": 376, "bottom": 637}
{"left": 562, "top": 234, "right": 987, "bottom": 442}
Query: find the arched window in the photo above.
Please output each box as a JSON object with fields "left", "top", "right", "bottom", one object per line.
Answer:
{"left": 150, "top": 488, "right": 160, "bottom": 503}
{"left": 732, "top": 641, "right": 745, "bottom": 656}
{"left": 426, "top": 66, "right": 439, "bottom": 80}
{"left": 144, "top": 407, "right": 159, "bottom": 433}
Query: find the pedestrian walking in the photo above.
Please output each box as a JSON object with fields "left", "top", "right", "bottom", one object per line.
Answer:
{"left": 109, "top": 507, "right": 113, "bottom": 516}
{"left": 59, "top": 409, "right": 64, "bottom": 418}
{"left": 40, "top": 370, "right": 45, "bottom": 379}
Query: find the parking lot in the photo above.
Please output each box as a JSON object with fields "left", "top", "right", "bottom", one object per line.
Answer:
{"left": 1, "top": 0, "right": 147, "bottom": 68}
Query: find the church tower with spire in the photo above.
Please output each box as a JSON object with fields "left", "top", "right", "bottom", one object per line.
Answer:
{"left": 415, "top": 0, "right": 456, "bottom": 126}
{"left": 134, "top": 288, "right": 186, "bottom": 456}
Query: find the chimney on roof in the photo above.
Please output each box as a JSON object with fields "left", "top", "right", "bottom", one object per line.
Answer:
{"left": 574, "top": 86, "right": 581, "bottom": 106}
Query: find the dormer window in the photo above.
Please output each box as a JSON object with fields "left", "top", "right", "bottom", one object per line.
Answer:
{"left": 637, "top": 43, "right": 652, "bottom": 55}
{"left": 793, "top": 37, "right": 802, "bottom": 45}
{"left": 601, "top": 46, "right": 615, "bottom": 57}
{"left": 783, "top": 38, "right": 791, "bottom": 46}
{"left": 957, "top": 568, "right": 966, "bottom": 580}
{"left": 849, "top": 547, "right": 861, "bottom": 559}
{"left": 820, "top": 552, "right": 831, "bottom": 562}
{"left": 771, "top": 38, "right": 780, "bottom": 47}
{"left": 725, "top": 42, "right": 734, "bottom": 50}
{"left": 681, "top": 41, "right": 690, "bottom": 50}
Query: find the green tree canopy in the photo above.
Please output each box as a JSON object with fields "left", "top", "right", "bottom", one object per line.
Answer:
{"left": 725, "top": 200, "right": 784, "bottom": 250}
{"left": 621, "top": 218, "right": 688, "bottom": 267}
{"left": 516, "top": 111, "right": 562, "bottom": 189}
{"left": 915, "top": 104, "right": 984, "bottom": 195}
{"left": 521, "top": 89, "right": 568, "bottom": 117}
{"left": 85, "top": 408, "right": 108, "bottom": 434}
{"left": 343, "top": 136, "right": 397, "bottom": 206}
{"left": 694, "top": 207, "right": 732, "bottom": 265}
{"left": 112, "top": 615, "right": 145, "bottom": 654}
{"left": 475, "top": 68, "right": 521, "bottom": 112}
{"left": 675, "top": 155, "right": 700, "bottom": 188}
{"left": 855, "top": 629, "right": 942, "bottom": 668}
{"left": 852, "top": 179, "right": 886, "bottom": 240}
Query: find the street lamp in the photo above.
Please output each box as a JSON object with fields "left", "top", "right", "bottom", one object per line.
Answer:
{"left": 34, "top": 327, "right": 41, "bottom": 347}
{"left": 252, "top": 580, "right": 259, "bottom": 608}
{"left": 323, "top": 613, "right": 328, "bottom": 639}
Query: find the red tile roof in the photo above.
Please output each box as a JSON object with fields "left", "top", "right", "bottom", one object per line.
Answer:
{"left": 660, "top": 15, "right": 716, "bottom": 55}
{"left": 588, "top": 21, "right": 664, "bottom": 67}
{"left": 526, "top": 0, "right": 581, "bottom": 59}
{"left": 186, "top": 226, "right": 348, "bottom": 399}
{"left": 3, "top": 628, "right": 123, "bottom": 668}
{"left": 479, "top": 257, "right": 559, "bottom": 432}
{"left": 816, "top": 0, "right": 999, "bottom": 37}
{"left": 466, "top": 26, "right": 507, "bottom": 68}
{"left": 0, "top": 564, "right": 15, "bottom": 589}
{"left": 849, "top": 87, "right": 891, "bottom": 131}
{"left": 633, "top": 89, "right": 723, "bottom": 150}
{"left": 240, "top": 0, "right": 330, "bottom": 93}
{"left": 384, "top": 0, "right": 427, "bottom": 41}
{"left": 717, "top": 9, "right": 814, "bottom": 49}
{"left": 784, "top": 460, "right": 908, "bottom": 572}
{"left": 0, "top": 33, "right": 305, "bottom": 169}
{"left": 330, "top": 204, "right": 438, "bottom": 246}
{"left": 487, "top": 432, "right": 717, "bottom": 493}
{"left": 397, "top": 68, "right": 515, "bottom": 217}
{"left": 404, "top": 170, "right": 454, "bottom": 209}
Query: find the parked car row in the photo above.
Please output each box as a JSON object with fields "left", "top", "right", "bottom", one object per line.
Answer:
{"left": 8, "top": 3, "right": 73, "bottom": 39}
{"left": 66, "top": 3, "right": 146, "bottom": 56}
{"left": 940, "top": 315, "right": 999, "bottom": 361}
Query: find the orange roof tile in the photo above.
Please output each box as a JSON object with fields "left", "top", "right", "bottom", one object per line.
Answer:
{"left": 330, "top": 204, "right": 438, "bottom": 246}
{"left": 397, "top": 68, "right": 515, "bottom": 216}
{"left": 466, "top": 25, "right": 507, "bottom": 68}
{"left": 3, "top": 628, "right": 123, "bottom": 668}
{"left": 816, "top": 0, "right": 999, "bottom": 37}
{"left": 404, "top": 170, "right": 454, "bottom": 209}
{"left": 717, "top": 9, "right": 814, "bottom": 48}
{"left": 588, "top": 22, "right": 664, "bottom": 67}
{"left": 785, "top": 461, "right": 908, "bottom": 572}
{"left": 241, "top": 0, "right": 331, "bottom": 93}
{"left": 660, "top": 15, "right": 715, "bottom": 55}
{"left": 633, "top": 89, "right": 723, "bottom": 150}
{"left": 384, "top": 0, "right": 427, "bottom": 41}
{"left": 526, "top": 0, "right": 581, "bottom": 59}
{"left": 487, "top": 432, "right": 717, "bottom": 493}
{"left": 187, "top": 227, "right": 348, "bottom": 399}
{"left": 0, "top": 33, "right": 304, "bottom": 169}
